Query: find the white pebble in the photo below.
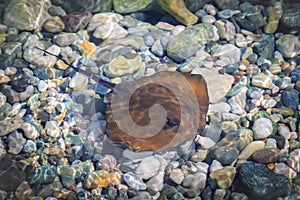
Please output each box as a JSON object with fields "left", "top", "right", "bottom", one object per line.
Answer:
{"left": 253, "top": 118, "right": 273, "bottom": 139}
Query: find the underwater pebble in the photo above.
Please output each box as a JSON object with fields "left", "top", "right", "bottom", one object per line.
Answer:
{"left": 287, "top": 149, "right": 300, "bottom": 172}
{"left": 45, "top": 121, "right": 61, "bottom": 138}
{"left": 210, "top": 166, "right": 236, "bottom": 189}
{"left": 238, "top": 141, "right": 265, "bottom": 160}
{"left": 7, "top": 131, "right": 26, "bottom": 154}
{"left": 123, "top": 172, "right": 147, "bottom": 191}
{"left": 135, "top": 156, "right": 161, "bottom": 180}
{"left": 252, "top": 118, "right": 273, "bottom": 139}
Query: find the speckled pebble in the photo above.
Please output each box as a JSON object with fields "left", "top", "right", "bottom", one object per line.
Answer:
{"left": 123, "top": 172, "right": 147, "bottom": 191}
{"left": 210, "top": 166, "right": 236, "bottom": 189}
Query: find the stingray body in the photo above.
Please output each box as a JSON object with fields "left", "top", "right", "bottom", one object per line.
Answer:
{"left": 36, "top": 47, "right": 209, "bottom": 152}
{"left": 105, "top": 71, "right": 209, "bottom": 152}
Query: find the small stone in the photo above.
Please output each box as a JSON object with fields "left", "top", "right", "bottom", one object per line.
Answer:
{"left": 15, "top": 181, "right": 32, "bottom": 200}
{"left": 69, "top": 73, "right": 88, "bottom": 90}
{"left": 84, "top": 170, "right": 111, "bottom": 189}
{"left": 213, "top": 44, "right": 241, "bottom": 65}
{"left": 276, "top": 34, "right": 300, "bottom": 58}
{"left": 146, "top": 171, "right": 164, "bottom": 193}
{"left": 230, "top": 192, "right": 248, "bottom": 200}
{"left": 251, "top": 148, "right": 281, "bottom": 163}
{"left": 264, "top": 6, "right": 282, "bottom": 34}
{"left": 169, "top": 168, "right": 185, "bottom": 185}
{"left": 123, "top": 172, "right": 147, "bottom": 191}
{"left": 104, "top": 55, "right": 142, "bottom": 78}
{"left": 275, "top": 162, "right": 297, "bottom": 180}
{"left": 7, "top": 131, "right": 26, "bottom": 154}
{"left": 23, "top": 140, "right": 37, "bottom": 153}
{"left": 265, "top": 138, "right": 277, "bottom": 149}
{"left": 287, "top": 149, "right": 300, "bottom": 172}
{"left": 209, "top": 160, "right": 223, "bottom": 172}
{"left": 135, "top": 156, "right": 161, "bottom": 180}
{"left": 38, "top": 80, "right": 48, "bottom": 92}
{"left": 281, "top": 88, "right": 299, "bottom": 112}
{"left": 190, "top": 149, "right": 208, "bottom": 162}
{"left": 43, "top": 16, "right": 65, "bottom": 33}
{"left": 167, "top": 23, "right": 218, "bottom": 62}
{"left": 209, "top": 166, "right": 236, "bottom": 189}
{"left": 251, "top": 73, "right": 273, "bottom": 88}
{"left": 0, "top": 103, "right": 11, "bottom": 121}
{"left": 210, "top": 146, "right": 239, "bottom": 165}
{"left": 238, "top": 141, "right": 265, "bottom": 160}
{"left": 22, "top": 122, "right": 39, "bottom": 140}
{"left": 53, "top": 33, "right": 77, "bottom": 47}
{"left": 45, "top": 121, "right": 61, "bottom": 138}
{"left": 93, "top": 22, "right": 128, "bottom": 40}
{"left": 19, "top": 85, "right": 34, "bottom": 101}
{"left": 63, "top": 11, "right": 92, "bottom": 32}
{"left": 201, "top": 15, "right": 216, "bottom": 24}
{"left": 278, "top": 125, "right": 291, "bottom": 139}
{"left": 213, "top": 189, "right": 226, "bottom": 200}
{"left": 0, "top": 158, "right": 26, "bottom": 191}
{"left": 194, "top": 135, "right": 216, "bottom": 150}
{"left": 27, "top": 165, "right": 57, "bottom": 185}
{"left": 215, "top": 20, "right": 236, "bottom": 41}
{"left": 238, "top": 161, "right": 291, "bottom": 199}
{"left": 252, "top": 118, "right": 273, "bottom": 139}
{"left": 87, "top": 12, "right": 122, "bottom": 31}
{"left": 281, "top": 8, "right": 300, "bottom": 28}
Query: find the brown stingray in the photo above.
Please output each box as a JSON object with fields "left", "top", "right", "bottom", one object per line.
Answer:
{"left": 105, "top": 71, "right": 209, "bottom": 152}
{"left": 37, "top": 47, "right": 209, "bottom": 152}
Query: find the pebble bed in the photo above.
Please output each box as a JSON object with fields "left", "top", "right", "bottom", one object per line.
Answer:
{"left": 0, "top": 0, "right": 300, "bottom": 199}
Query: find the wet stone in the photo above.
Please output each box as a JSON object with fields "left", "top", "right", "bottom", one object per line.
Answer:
{"left": 209, "top": 166, "right": 236, "bottom": 189}
{"left": 3, "top": 0, "right": 51, "bottom": 31}
{"left": 276, "top": 34, "right": 300, "bottom": 58}
{"left": 210, "top": 146, "right": 239, "bottom": 165}
{"left": 123, "top": 172, "right": 147, "bottom": 191}
{"left": 15, "top": 181, "right": 32, "bottom": 200}
{"left": 275, "top": 162, "right": 297, "bottom": 180}
{"left": 167, "top": 23, "right": 218, "bottom": 62}
{"left": 238, "top": 141, "right": 265, "bottom": 160}
{"left": 0, "top": 158, "right": 26, "bottom": 191}
{"left": 251, "top": 148, "right": 281, "bottom": 164}
{"left": 252, "top": 118, "right": 273, "bottom": 139}
{"left": 53, "top": 33, "right": 77, "bottom": 47}
{"left": 238, "top": 161, "right": 291, "bottom": 199}
{"left": 43, "top": 16, "right": 65, "bottom": 33}
{"left": 281, "top": 88, "right": 299, "bottom": 112}
{"left": 287, "top": 149, "right": 300, "bottom": 172}
{"left": 28, "top": 165, "right": 58, "bottom": 185}
{"left": 63, "top": 11, "right": 92, "bottom": 32}
{"left": 7, "top": 130, "right": 26, "bottom": 154}
{"left": 135, "top": 156, "right": 161, "bottom": 180}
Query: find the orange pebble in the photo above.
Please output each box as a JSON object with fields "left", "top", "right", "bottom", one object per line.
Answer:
{"left": 267, "top": 163, "right": 275, "bottom": 170}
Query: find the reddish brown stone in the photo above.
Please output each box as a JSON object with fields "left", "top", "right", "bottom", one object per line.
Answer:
{"left": 63, "top": 11, "right": 92, "bottom": 32}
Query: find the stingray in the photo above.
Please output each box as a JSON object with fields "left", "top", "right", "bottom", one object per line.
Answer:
{"left": 37, "top": 47, "right": 209, "bottom": 152}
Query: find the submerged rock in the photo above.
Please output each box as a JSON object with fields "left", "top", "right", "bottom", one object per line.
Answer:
{"left": 238, "top": 161, "right": 291, "bottom": 199}
{"left": 167, "top": 23, "right": 218, "bottom": 62}
{"left": 3, "top": 0, "right": 51, "bottom": 31}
